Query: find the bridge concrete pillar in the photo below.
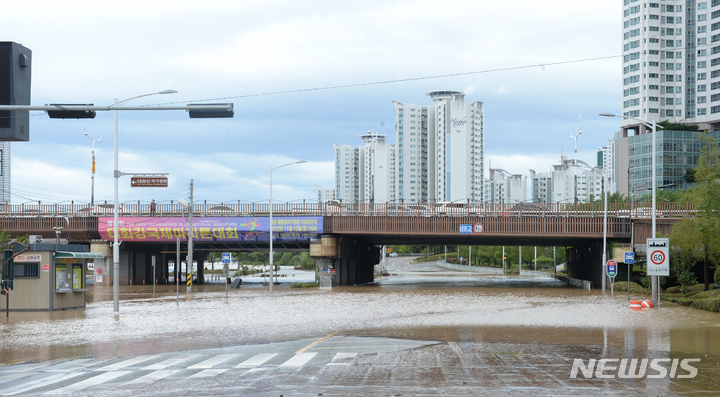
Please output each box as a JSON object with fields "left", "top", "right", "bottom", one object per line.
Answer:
{"left": 196, "top": 251, "right": 207, "bottom": 284}
{"left": 336, "top": 238, "right": 379, "bottom": 285}
{"left": 566, "top": 241, "right": 605, "bottom": 289}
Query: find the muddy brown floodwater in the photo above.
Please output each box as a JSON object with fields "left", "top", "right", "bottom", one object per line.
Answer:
{"left": 1, "top": 269, "right": 719, "bottom": 394}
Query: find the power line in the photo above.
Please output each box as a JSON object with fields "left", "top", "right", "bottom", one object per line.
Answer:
{"left": 161, "top": 55, "right": 622, "bottom": 105}
{"left": 0, "top": 54, "right": 620, "bottom": 120}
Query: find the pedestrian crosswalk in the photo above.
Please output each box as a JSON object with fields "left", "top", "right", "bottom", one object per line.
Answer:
{"left": 0, "top": 336, "right": 439, "bottom": 396}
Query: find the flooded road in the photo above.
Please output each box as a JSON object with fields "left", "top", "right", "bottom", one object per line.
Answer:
{"left": 1, "top": 257, "right": 719, "bottom": 395}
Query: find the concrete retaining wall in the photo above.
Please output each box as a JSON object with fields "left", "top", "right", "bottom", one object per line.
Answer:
{"left": 435, "top": 260, "right": 504, "bottom": 274}
{"left": 520, "top": 269, "right": 592, "bottom": 290}
{"left": 434, "top": 261, "right": 591, "bottom": 289}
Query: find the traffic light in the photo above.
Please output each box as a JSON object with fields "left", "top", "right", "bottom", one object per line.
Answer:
{"left": 2, "top": 249, "right": 13, "bottom": 291}
{"left": 0, "top": 42, "right": 32, "bottom": 141}
{"left": 503, "top": 255, "right": 507, "bottom": 261}
{"left": 188, "top": 103, "right": 234, "bottom": 118}
{"left": 47, "top": 104, "right": 96, "bottom": 119}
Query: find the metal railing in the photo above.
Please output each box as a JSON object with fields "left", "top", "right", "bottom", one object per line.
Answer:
{"left": 0, "top": 200, "right": 698, "bottom": 218}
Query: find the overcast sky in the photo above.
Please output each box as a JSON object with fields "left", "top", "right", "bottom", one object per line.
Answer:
{"left": 3, "top": 0, "right": 622, "bottom": 206}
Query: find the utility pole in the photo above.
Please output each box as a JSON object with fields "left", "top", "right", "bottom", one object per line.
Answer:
{"left": 188, "top": 179, "right": 194, "bottom": 293}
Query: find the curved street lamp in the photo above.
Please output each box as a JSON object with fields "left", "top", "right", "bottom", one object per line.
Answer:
{"left": 111, "top": 90, "right": 177, "bottom": 315}
{"left": 266, "top": 160, "right": 306, "bottom": 292}
{"left": 600, "top": 113, "right": 662, "bottom": 306}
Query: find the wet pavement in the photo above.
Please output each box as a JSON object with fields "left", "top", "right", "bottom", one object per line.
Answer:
{"left": 1, "top": 257, "right": 719, "bottom": 395}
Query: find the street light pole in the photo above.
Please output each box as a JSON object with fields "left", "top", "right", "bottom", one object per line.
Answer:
{"left": 84, "top": 130, "right": 102, "bottom": 209}
{"left": 570, "top": 128, "right": 582, "bottom": 206}
{"left": 600, "top": 113, "right": 661, "bottom": 306}
{"left": 602, "top": 176, "right": 611, "bottom": 293}
{"left": 178, "top": 181, "right": 194, "bottom": 293}
{"left": 266, "top": 160, "right": 306, "bottom": 293}
{"left": 112, "top": 90, "right": 177, "bottom": 315}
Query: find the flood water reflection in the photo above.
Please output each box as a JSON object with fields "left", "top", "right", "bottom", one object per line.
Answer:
{"left": 1, "top": 266, "right": 719, "bottom": 384}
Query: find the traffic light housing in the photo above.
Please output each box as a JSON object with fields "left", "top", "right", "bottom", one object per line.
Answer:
{"left": 47, "top": 104, "right": 96, "bottom": 119}
{"left": 0, "top": 42, "right": 31, "bottom": 141}
{"left": 188, "top": 103, "right": 234, "bottom": 118}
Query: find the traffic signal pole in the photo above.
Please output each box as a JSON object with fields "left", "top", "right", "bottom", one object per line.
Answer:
{"left": 2, "top": 241, "right": 29, "bottom": 317}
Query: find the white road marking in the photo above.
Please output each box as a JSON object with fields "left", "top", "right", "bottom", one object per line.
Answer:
{"left": 95, "top": 356, "right": 159, "bottom": 371}
{"left": 279, "top": 353, "right": 317, "bottom": 368}
{"left": 1, "top": 373, "right": 82, "bottom": 396}
{"left": 327, "top": 352, "right": 357, "bottom": 365}
{"left": 240, "top": 368, "right": 268, "bottom": 376}
{"left": 143, "top": 354, "right": 198, "bottom": 370}
{"left": 188, "top": 368, "right": 228, "bottom": 378}
{"left": 234, "top": 353, "right": 277, "bottom": 368}
{"left": 187, "top": 354, "right": 238, "bottom": 369}
{"left": 3, "top": 360, "right": 62, "bottom": 373}
{"left": 0, "top": 372, "right": 33, "bottom": 385}
{"left": 43, "top": 371, "right": 131, "bottom": 394}
{"left": 126, "top": 369, "right": 179, "bottom": 384}
{"left": 47, "top": 357, "right": 114, "bottom": 372}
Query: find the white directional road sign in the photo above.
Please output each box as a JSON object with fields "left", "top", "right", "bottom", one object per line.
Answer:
{"left": 647, "top": 238, "right": 669, "bottom": 276}
{"left": 222, "top": 252, "right": 231, "bottom": 264}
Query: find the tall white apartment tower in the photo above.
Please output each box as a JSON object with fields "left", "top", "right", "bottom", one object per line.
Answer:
{"left": 392, "top": 102, "right": 430, "bottom": 203}
{"left": 333, "top": 143, "right": 360, "bottom": 203}
{"left": 622, "top": 0, "right": 720, "bottom": 133}
{"left": 392, "top": 91, "right": 484, "bottom": 203}
{"left": 427, "top": 90, "right": 484, "bottom": 203}
{"left": 360, "top": 132, "right": 394, "bottom": 203}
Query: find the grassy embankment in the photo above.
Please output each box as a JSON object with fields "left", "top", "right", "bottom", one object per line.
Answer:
{"left": 609, "top": 282, "right": 719, "bottom": 312}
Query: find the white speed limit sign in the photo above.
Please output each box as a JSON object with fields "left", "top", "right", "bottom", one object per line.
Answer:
{"left": 646, "top": 238, "right": 669, "bottom": 276}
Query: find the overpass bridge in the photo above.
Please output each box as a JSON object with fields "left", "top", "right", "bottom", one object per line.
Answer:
{"left": 0, "top": 201, "right": 694, "bottom": 288}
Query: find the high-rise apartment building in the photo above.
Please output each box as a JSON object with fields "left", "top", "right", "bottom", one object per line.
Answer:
{"left": 333, "top": 134, "right": 396, "bottom": 203}
{"left": 393, "top": 90, "right": 484, "bottom": 203}
{"left": 392, "top": 102, "right": 429, "bottom": 203}
{"left": 617, "top": 1, "right": 720, "bottom": 197}
{"left": 529, "top": 169, "right": 553, "bottom": 203}
{"left": 621, "top": 0, "right": 720, "bottom": 132}
{"left": 315, "top": 185, "right": 335, "bottom": 203}
{"left": 485, "top": 167, "right": 527, "bottom": 204}
{"left": 530, "top": 155, "right": 607, "bottom": 203}
{"left": 333, "top": 90, "right": 484, "bottom": 204}
{"left": 333, "top": 143, "right": 360, "bottom": 203}
{"left": 360, "top": 132, "right": 395, "bottom": 203}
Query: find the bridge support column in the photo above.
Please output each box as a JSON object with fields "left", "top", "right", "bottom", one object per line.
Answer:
{"left": 196, "top": 252, "right": 207, "bottom": 284}
{"left": 336, "top": 238, "right": 379, "bottom": 285}
{"left": 566, "top": 241, "right": 605, "bottom": 289}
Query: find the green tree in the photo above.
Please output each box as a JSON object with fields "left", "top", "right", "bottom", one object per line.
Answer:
{"left": 277, "top": 252, "right": 294, "bottom": 266}
{"left": 299, "top": 252, "right": 315, "bottom": 269}
{"left": 207, "top": 252, "right": 221, "bottom": 271}
{"left": 668, "top": 219, "right": 700, "bottom": 279}
{"left": 657, "top": 121, "right": 699, "bottom": 131}
{"left": 684, "top": 168, "right": 696, "bottom": 183}
{"left": 692, "top": 132, "right": 720, "bottom": 290}
{"left": 0, "top": 231, "right": 28, "bottom": 250}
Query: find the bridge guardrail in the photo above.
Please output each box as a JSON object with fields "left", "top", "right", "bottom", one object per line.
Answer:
{"left": 0, "top": 201, "right": 698, "bottom": 218}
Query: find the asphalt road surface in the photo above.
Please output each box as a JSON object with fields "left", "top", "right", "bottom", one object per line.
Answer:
{"left": 1, "top": 257, "right": 718, "bottom": 396}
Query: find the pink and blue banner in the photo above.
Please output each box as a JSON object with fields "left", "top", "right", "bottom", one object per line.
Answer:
{"left": 98, "top": 217, "right": 323, "bottom": 242}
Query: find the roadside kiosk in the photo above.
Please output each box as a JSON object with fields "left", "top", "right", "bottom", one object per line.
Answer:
{"left": 0, "top": 243, "right": 104, "bottom": 312}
